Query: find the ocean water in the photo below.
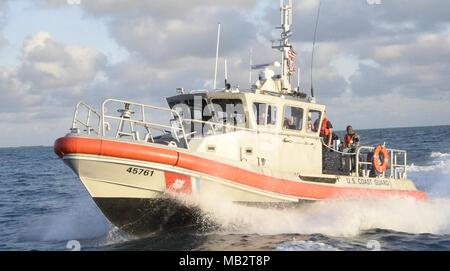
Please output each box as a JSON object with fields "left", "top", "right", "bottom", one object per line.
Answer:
{"left": 1, "top": 125, "right": 450, "bottom": 251}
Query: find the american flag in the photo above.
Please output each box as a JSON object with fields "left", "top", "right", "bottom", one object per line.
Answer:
{"left": 288, "top": 48, "right": 297, "bottom": 61}
{"left": 289, "top": 63, "right": 296, "bottom": 73}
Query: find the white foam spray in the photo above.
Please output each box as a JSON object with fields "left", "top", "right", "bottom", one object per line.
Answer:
{"left": 189, "top": 152, "right": 450, "bottom": 238}
{"left": 20, "top": 197, "right": 109, "bottom": 243}
{"left": 42, "top": 152, "right": 450, "bottom": 247}
{"left": 409, "top": 152, "right": 450, "bottom": 197}
{"left": 276, "top": 240, "right": 340, "bottom": 251}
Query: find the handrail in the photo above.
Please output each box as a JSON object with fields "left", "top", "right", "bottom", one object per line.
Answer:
{"left": 320, "top": 138, "right": 356, "bottom": 155}
{"left": 320, "top": 138, "right": 407, "bottom": 179}
{"left": 101, "top": 99, "right": 189, "bottom": 147}
{"left": 71, "top": 101, "right": 102, "bottom": 136}
{"left": 72, "top": 99, "right": 323, "bottom": 143}
{"left": 70, "top": 99, "right": 408, "bottom": 180}
{"left": 355, "top": 146, "right": 407, "bottom": 179}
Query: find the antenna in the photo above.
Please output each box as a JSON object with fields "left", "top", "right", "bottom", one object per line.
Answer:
{"left": 310, "top": 0, "right": 322, "bottom": 99}
{"left": 249, "top": 48, "right": 253, "bottom": 84}
{"left": 225, "top": 59, "right": 231, "bottom": 90}
{"left": 289, "top": 0, "right": 293, "bottom": 25}
{"left": 273, "top": 0, "right": 294, "bottom": 93}
{"left": 224, "top": 59, "right": 228, "bottom": 86}
{"left": 297, "top": 67, "right": 300, "bottom": 91}
{"left": 214, "top": 23, "right": 221, "bottom": 90}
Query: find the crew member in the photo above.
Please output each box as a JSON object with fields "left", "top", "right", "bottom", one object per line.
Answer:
{"left": 344, "top": 125, "right": 360, "bottom": 149}
{"left": 341, "top": 125, "right": 360, "bottom": 172}
{"left": 319, "top": 112, "right": 334, "bottom": 147}
{"left": 313, "top": 111, "right": 335, "bottom": 173}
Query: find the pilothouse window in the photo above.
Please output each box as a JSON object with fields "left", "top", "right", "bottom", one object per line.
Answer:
{"left": 308, "top": 110, "right": 322, "bottom": 133}
{"left": 210, "top": 99, "right": 246, "bottom": 127}
{"left": 283, "top": 106, "right": 304, "bottom": 131}
{"left": 253, "top": 103, "right": 278, "bottom": 126}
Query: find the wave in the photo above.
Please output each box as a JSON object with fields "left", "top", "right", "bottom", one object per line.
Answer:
{"left": 430, "top": 152, "right": 450, "bottom": 159}
{"left": 408, "top": 152, "right": 450, "bottom": 197}
{"left": 196, "top": 196, "right": 450, "bottom": 237}
{"left": 190, "top": 152, "right": 450, "bottom": 238}
{"left": 409, "top": 152, "right": 450, "bottom": 173}
{"left": 27, "top": 152, "right": 450, "bottom": 244}
{"left": 19, "top": 197, "right": 109, "bottom": 243}
{"left": 98, "top": 226, "right": 136, "bottom": 248}
{"left": 276, "top": 240, "right": 340, "bottom": 251}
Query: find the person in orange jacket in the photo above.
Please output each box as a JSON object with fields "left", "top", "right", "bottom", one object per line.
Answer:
{"left": 341, "top": 125, "right": 360, "bottom": 172}
{"left": 319, "top": 112, "right": 334, "bottom": 147}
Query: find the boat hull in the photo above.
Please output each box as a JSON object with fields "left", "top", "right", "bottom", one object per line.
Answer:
{"left": 55, "top": 136, "right": 427, "bottom": 235}
{"left": 92, "top": 198, "right": 211, "bottom": 235}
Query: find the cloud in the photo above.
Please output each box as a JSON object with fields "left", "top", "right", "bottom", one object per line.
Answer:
{"left": 38, "top": 0, "right": 265, "bottom": 97}
{"left": 0, "top": 67, "right": 40, "bottom": 112}
{"left": 289, "top": 0, "right": 450, "bottom": 43}
{"left": 108, "top": 8, "right": 257, "bottom": 63}
{"left": 0, "top": 35, "right": 7, "bottom": 49}
{"left": 43, "top": 0, "right": 258, "bottom": 17}
{"left": 0, "top": 31, "right": 107, "bottom": 147}
{"left": 373, "top": 33, "right": 450, "bottom": 65}
{"left": 0, "top": 32, "right": 106, "bottom": 115}
{"left": 32, "top": 1, "right": 450, "bottom": 114}
{"left": 378, "top": 0, "right": 450, "bottom": 30}
{"left": 347, "top": 32, "right": 450, "bottom": 99}
{"left": 327, "top": 93, "right": 450, "bottom": 130}
{"left": 0, "top": 0, "right": 10, "bottom": 49}
{"left": 1, "top": 0, "right": 450, "bottom": 147}
{"left": 17, "top": 31, "right": 106, "bottom": 92}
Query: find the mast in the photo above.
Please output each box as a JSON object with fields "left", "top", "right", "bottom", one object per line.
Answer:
{"left": 249, "top": 48, "right": 253, "bottom": 85}
{"left": 272, "top": 0, "right": 294, "bottom": 94}
{"left": 214, "top": 23, "right": 221, "bottom": 90}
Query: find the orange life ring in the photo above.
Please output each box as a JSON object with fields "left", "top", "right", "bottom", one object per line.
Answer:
{"left": 372, "top": 145, "right": 389, "bottom": 174}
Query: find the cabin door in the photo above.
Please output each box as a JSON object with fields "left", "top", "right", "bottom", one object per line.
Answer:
{"left": 278, "top": 106, "right": 322, "bottom": 175}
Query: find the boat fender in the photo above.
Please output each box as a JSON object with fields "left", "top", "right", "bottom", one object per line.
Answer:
{"left": 372, "top": 145, "right": 389, "bottom": 174}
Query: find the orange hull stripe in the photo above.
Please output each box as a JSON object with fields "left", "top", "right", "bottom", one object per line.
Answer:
{"left": 54, "top": 137, "right": 427, "bottom": 201}
{"left": 54, "top": 137, "right": 179, "bottom": 166}
{"left": 176, "top": 152, "right": 426, "bottom": 200}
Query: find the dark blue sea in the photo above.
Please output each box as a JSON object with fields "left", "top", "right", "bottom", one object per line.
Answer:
{"left": 1, "top": 126, "right": 450, "bottom": 251}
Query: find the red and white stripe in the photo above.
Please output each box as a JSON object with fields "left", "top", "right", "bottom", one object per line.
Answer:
{"left": 289, "top": 63, "right": 296, "bottom": 73}
{"left": 55, "top": 137, "right": 428, "bottom": 201}
{"left": 287, "top": 48, "right": 297, "bottom": 61}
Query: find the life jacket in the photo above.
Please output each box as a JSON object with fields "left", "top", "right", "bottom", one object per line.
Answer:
{"left": 344, "top": 134, "right": 354, "bottom": 146}
{"left": 320, "top": 118, "right": 331, "bottom": 137}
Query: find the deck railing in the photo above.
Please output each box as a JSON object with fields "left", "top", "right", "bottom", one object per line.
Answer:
{"left": 356, "top": 146, "right": 407, "bottom": 179}
{"left": 101, "top": 99, "right": 191, "bottom": 147}
{"left": 71, "top": 99, "right": 190, "bottom": 147}
{"left": 70, "top": 99, "right": 409, "bottom": 180}
{"left": 321, "top": 139, "right": 408, "bottom": 179}
{"left": 71, "top": 101, "right": 102, "bottom": 136}
{"left": 71, "top": 99, "right": 321, "bottom": 142}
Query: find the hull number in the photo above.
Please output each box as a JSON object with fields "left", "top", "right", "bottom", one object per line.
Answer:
{"left": 126, "top": 167, "right": 154, "bottom": 177}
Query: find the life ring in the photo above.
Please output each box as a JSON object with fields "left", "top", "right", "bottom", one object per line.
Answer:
{"left": 372, "top": 145, "right": 389, "bottom": 174}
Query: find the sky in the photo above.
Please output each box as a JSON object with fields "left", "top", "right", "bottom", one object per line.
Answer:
{"left": 0, "top": 0, "right": 449, "bottom": 147}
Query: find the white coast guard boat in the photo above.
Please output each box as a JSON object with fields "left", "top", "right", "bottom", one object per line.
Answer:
{"left": 54, "top": 1, "right": 426, "bottom": 235}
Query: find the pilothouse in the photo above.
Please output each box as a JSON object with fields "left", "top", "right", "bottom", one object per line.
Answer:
{"left": 54, "top": 0, "right": 426, "bottom": 236}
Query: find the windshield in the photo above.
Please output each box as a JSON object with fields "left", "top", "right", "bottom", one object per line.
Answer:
{"left": 253, "top": 103, "right": 278, "bottom": 127}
